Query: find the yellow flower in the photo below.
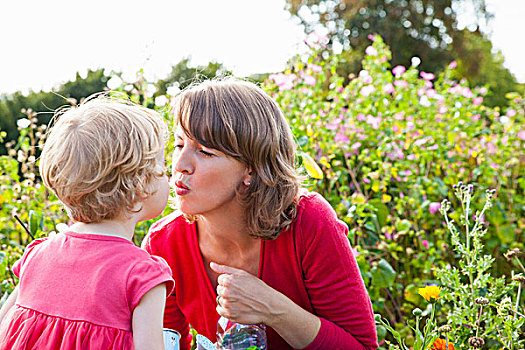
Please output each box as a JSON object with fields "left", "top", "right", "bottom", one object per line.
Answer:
{"left": 301, "top": 152, "right": 323, "bottom": 179}
{"left": 418, "top": 285, "right": 441, "bottom": 302}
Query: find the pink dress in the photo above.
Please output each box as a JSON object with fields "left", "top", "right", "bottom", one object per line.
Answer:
{"left": 0, "top": 231, "right": 174, "bottom": 350}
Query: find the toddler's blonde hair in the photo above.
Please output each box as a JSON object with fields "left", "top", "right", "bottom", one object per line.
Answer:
{"left": 40, "top": 95, "right": 167, "bottom": 223}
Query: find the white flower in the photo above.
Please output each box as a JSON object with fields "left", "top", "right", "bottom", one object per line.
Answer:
{"left": 419, "top": 95, "right": 431, "bottom": 107}
{"left": 107, "top": 76, "right": 123, "bottom": 90}
{"left": 167, "top": 85, "right": 181, "bottom": 96}
{"left": 17, "top": 118, "right": 31, "bottom": 129}
{"left": 155, "top": 95, "right": 169, "bottom": 107}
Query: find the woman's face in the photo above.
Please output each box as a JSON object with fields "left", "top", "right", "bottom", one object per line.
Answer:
{"left": 172, "top": 127, "right": 250, "bottom": 217}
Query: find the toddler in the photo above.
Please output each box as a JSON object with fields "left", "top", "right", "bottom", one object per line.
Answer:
{"left": 0, "top": 96, "right": 174, "bottom": 350}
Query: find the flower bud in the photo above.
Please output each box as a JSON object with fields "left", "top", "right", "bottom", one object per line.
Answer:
{"left": 468, "top": 336, "right": 484, "bottom": 348}
{"left": 475, "top": 297, "right": 489, "bottom": 305}
{"left": 512, "top": 274, "right": 525, "bottom": 283}
{"left": 438, "top": 325, "right": 452, "bottom": 333}
{"left": 504, "top": 248, "right": 520, "bottom": 261}
{"left": 412, "top": 308, "right": 423, "bottom": 316}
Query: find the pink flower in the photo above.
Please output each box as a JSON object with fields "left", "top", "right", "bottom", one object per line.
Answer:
{"left": 366, "top": 115, "right": 382, "bottom": 129}
{"left": 335, "top": 133, "right": 350, "bottom": 143}
{"left": 368, "top": 34, "right": 376, "bottom": 41}
{"left": 365, "top": 45, "right": 378, "bottom": 56}
{"left": 351, "top": 142, "right": 362, "bottom": 150}
{"left": 473, "top": 96, "right": 483, "bottom": 105}
{"left": 479, "top": 87, "right": 488, "bottom": 95}
{"left": 356, "top": 113, "right": 366, "bottom": 122}
{"left": 363, "top": 75, "right": 373, "bottom": 84}
{"left": 506, "top": 109, "right": 517, "bottom": 117}
{"left": 429, "top": 202, "right": 441, "bottom": 214}
{"left": 449, "top": 61, "right": 457, "bottom": 69}
{"left": 336, "top": 86, "right": 344, "bottom": 93}
{"left": 392, "top": 65, "right": 405, "bottom": 77}
{"left": 394, "top": 80, "right": 408, "bottom": 88}
{"left": 304, "top": 31, "right": 327, "bottom": 48}
{"left": 302, "top": 74, "right": 316, "bottom": 87}
{"left": 269, "top": 73, "right": 297, "bottom": 91}
{"left": 462, "top": 88, "right": 474, "bottom": 98}
{"left": 308, "top": 63, "right": 322, "bottom": 73}
{"left": 420, "top": 71, "right": 435, "bottom": 81}
{"left": 382, "top": 83, "right": 394, "bottom": 94}
{"left": 426, "top": 89, "right": 437, "bottom": 98}
{"left": 379, "top": 55, "right": 388, "bottom": 63}
{"left": 392, "top": 124, "right": 400, "bottom": 133}
{"left": 421, "top": 240, "right": 429, "bottom": 249}
{"left": 362, "top": 176, "right": 370, "bottom": 183}
{"left": 360, "top": 85, "right": 376, "bottom": 97}
{"left": 518, "top": 130, "right": 525, "bottom": 140}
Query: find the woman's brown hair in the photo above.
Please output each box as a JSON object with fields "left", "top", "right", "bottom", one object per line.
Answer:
{"left": 173, "top": 78, "right": 303, "bottom": 239}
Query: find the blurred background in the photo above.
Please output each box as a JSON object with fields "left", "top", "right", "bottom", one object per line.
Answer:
{"left": 1, "top": 0, "right": 524, "bottom": 153}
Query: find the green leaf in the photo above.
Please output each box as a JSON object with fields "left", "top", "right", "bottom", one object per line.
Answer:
{"left": 29, "top": 210, "right": 42, "bottom": 237}
{"left": 369, "top": 199, "right": 388, "bottom": 227}
{"left": 371, "top": 259, "right": 396, "bottom": 288}
{"left": 395, "top": 219, "right": 411, "bottom": 234}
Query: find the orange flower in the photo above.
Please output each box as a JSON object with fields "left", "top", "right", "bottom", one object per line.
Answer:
{"left": 418, "top": 285, "right": 441, "bottom": 302}
{"left": 430, "top": 337, "right": 455, "bottom": 350}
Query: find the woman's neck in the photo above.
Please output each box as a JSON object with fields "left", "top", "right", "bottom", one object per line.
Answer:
{"left": 196, "top": 209, "right": 257, "bottom": 255}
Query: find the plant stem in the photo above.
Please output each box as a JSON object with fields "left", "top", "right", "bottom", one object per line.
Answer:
{"left": 513, "top": 258, "right": 525, "bottom": 273}
{"left": 475, "top": 305, "right": 483, "bottom": 338}
{"left": 515, "top": 283, "right": 521, "bottom": 317}
{"left": 421, "top": 303, "right": 436, "bottom": 349}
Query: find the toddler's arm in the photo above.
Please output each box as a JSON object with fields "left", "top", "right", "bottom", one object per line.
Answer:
{"left": 132, "top": 283, "right": 167, "bottom": 350}
{"left": 0, "top": 286, "right": 18, "bottom": 322}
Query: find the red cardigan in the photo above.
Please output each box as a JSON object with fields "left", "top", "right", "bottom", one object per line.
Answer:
{"left": 143, "top": 192, "right": 378, "bottom": 349}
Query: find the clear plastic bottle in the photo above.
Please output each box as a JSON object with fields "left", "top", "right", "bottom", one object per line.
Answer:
{"left": 216, "top": 316, "right": 267, "bottom": 350}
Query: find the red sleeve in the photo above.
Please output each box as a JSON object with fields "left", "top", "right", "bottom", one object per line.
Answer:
{"left": 12, "top": 237, "right": 48, "bottom": 278}
{"left": 298, "top": 194, "right": 378, "bottom": 350}
{"left": 143, "top": 232, "right": 192, "bottom": 350}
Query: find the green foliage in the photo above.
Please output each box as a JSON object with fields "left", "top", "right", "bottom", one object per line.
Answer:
{"left": 285, "top": 0, "right": 491, "bottom": 72}
{"left": 436, "top": 186, "right": 524, "bottom": 349}
{"left": 1, "top": 35, "right": 524, "bottom": 348}
{"left": 263, "top": 35, "right": 524, "bottom": 347}
{"left": 0, "top": 69, "right": 110, "bottom": 155}
{"left": 155, "top": 58, "right": 231, "bottom": 95}
{"left": 285, "top": 0, "right": 517, "bottom": 108}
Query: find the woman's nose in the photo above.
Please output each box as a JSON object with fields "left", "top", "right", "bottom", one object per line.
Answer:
{"left": 173, "top": 148, "right": 194, "bottom": 175}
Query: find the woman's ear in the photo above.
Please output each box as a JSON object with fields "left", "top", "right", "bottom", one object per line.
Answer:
{"left": 243, "top": 168, "right": 253, "bottom": 187}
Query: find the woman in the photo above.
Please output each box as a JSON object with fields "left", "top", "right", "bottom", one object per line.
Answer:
{"left": 142, "top": 78, "right": 378, "bottom": 349}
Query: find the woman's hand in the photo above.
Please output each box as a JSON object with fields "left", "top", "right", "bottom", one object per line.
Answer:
{"left": 210, "top": 262, "right": 321, "bottom": 348}
{"left": 210, "top": 262, "right": 279, "bottom": 325}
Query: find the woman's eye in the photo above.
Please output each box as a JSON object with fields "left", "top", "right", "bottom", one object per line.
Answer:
{"left": 200, "top": 150, "right": 214, "bottom": 157}
{"left": 175, "top": 144, "right": 184, "bottom": 150}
